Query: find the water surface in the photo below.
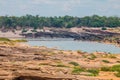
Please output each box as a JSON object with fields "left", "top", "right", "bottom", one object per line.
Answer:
{"left": 27, "top": 39, "right": 120, "bottom": 53}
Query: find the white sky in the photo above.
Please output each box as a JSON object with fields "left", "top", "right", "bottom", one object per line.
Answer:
{"left": 0, "top": 0, "right": 120, "bottom": 17}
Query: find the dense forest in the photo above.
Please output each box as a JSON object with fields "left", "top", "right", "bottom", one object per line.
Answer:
{"left": 0, "top": 15, "right": 120, "bottom": 29}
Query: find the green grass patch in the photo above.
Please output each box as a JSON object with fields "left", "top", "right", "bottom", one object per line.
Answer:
{"left": 91, "top": 54, "right": 97, "bottom": 58}
{"left": 56, "top": 63, "right": 68, "bottom": 67}
{"left": 0, "top": 37, "right": 11, "bottom": 41}
{"left": 109, "top": 54, "right": 117, "bottom": 58}
{"left": 12, "top": 39, "right": 27, "bottom": 42}
{"left": 69, "top": 62, "right": 79, "bottom": 66}
{"left": 111, "top": 64, "right": 120, "bottom": 72}
{"left": 115, "top": 72, "right": 120, "bottom": 77}
{"left": 101, "top": 67, "right": 111, "bottom": 71}
{"left": 88, "top": 54, "right": 97, "bottom": 60}
{"left": 87, "top": 69, "right": 99, "bottom": 76}
{"left": 72, "top": 67, "right": 85, "bottom": 74}
{"left": 101, "top": 64, "right": 120, "bottom": 72}
{"left": 102, "top": 60, "right": 110, "bottom": 63}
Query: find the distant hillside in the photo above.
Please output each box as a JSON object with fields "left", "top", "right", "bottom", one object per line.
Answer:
{"left": 0, "top": 15, "right": 120, "bottom": 29}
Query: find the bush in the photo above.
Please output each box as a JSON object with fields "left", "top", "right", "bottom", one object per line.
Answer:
{"left": 111, "top": 65, "right": 120, "bottom": 72}
{"left": 117, "top": 61, "right": 120, "bottom": 63}
{"left": 13, "top": 39, "right": 27, "bottom": 42}
{"left": 88, "top": 54, "right": 97, "bottom": 60}
{"left": 102, "top": 60, "right": 110, "bottom": 63}
{"left": 22, "top": 29, "right": 27, "bottom": 33}
{"left": 101, "top": 65, "right": 120, "bottom": 72}
{"left": 77, "top": 50, "right": 82, "bottom": 54}
{"left": 109, "top": 54, "right": 116, "bottom": 58}
{"left": 0, "top": 38, "right": 11, "bottom": 41}
{"left": 72, "top": 67, "right": 85, "bottom": 74}
{"left": 115, "top": 72, "right": 120, "bottom": 77}
{"left": 101, "top": 27, "right": 107, "bottom": 30}
{"left": 87, "top": 69, "right": 99, "bottom": 76}
{"left": 101, "top": 67, "right": 111, "bottom": 71}
{"left": 56, "top": 63, "right": 68, "bottom": 67}
{"left": 31, "top": 29, "right": 37, "bottom": 32}
{"left": 91, "top": 54, "right": 97, "bottom": 58}
{"left": 69, "top": 62, "right": 79, "bottom": 66}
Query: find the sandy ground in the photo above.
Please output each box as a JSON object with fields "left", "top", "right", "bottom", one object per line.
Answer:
{"left": 0, "top": 30, "right": 23, "bottom": 38}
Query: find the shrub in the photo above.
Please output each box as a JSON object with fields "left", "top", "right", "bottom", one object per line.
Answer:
{"left": 88, "top": 54, "right": 97, "bottom": 60}
{"left": 13, "top": 39, "right": 27, "bottom": 42}
{"left": 102, "top": 60, "right": 110, "bottom": 63}
{"left": 115, "top": 72, "right": 120, "bottom": 77}
{"left": 77, "top": 50, "right": 82, "bottom": 54}
{"left": 101, "top": 65, "right": 120, "bottom": 72}
{"left": 0, "top": 38, "right": 11, "bottom": 41}
{"left": 22, "top": 29, "right": 27, "bottom": 33}
{"left": 56, "top": 63, "right": 68, "bottom": 67}
{"left": 69, "top": 62, "right": 79, "bottom": 66}
{"left": 101, "top": 27, "right": 107, "bottom": 30}
{"left": 85, "top": 73, "right": 96, "bottom": 76}
{"left": 101, "top": 67, "right": 111, "bottom": 71}
{"left": 31, "top": 29, "right": 37, "bottom": 32}
{"left": 109, "top": 55, "right": 116, "bottom": 58}
{"left": 72, "top": 67, "right": 85, "bottom": 74}
{"left": 87, "top": 69, "right": 99, "bottom": 76}
{"left": 111, "top": 65, "right": 120, "bottom": 72}
{"left": 91, "top": 54, "right": 97, "bottom": 58}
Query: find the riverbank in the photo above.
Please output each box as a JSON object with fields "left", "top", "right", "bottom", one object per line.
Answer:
{"left": 0, "top": 42, "right": 120, "bottom": 80}
{"left": 0, "top": 27, "right": 120, "bottom": 47}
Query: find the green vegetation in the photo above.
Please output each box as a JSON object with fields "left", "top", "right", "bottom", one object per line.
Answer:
{"left": 100, "top": 65, "right": 120, "bottom": 72}
{"left": 22, "top": 28, "right": 28, "bottom": 33}
{"left": 0, "top": 37, "right": 11, "bottom": 41}
{"left": 72, "top": 66, "right": 99, "bottom": 76}
{"left": 31, "top": 29, "right": 37, "bottom": 32}
{"left": 111, "top": 64, "right": 120, "bottom": 72}
{"left": 90, "top": 54, "right": 97, "bottom": 59}
{"left": 88, "top": 54, "right": 97, "bottom": 60}
{"left": 108, "top": 54, "right": 117, "bottom": 58}
{"left": 69, "top": 62, "right": 79, "bottom": 66}
{"left": 101, "top": 67, "right": 111, "bottom": 71}
{"left": 13, "top": 39, "right": 27, "bottom": 42}
{"left": 72, "top": 67, "right": 85, "bottom": 74}
{"left": 102, "top": 60, "right": 110, "bottom": 63}
{"left": 101, "top": 27, "right": 107, "bottom": 30}
{"left": 0, "top": 15, "right": 120, "bottom": 29}
{"left": 115, "top": 72, "right": 120, "bottom": 77}
{"left": 56, "top": 63, "right": 68, "bottom": 67}
{"left": 87, "top": 69, "right": 99, "bottom": 76}
{"left": 77, "top": 50, "right": 82, "bottom": 54}
{"left": 100, "top": 65, "right": 120, "bottom": 77}
{"left": 0, "top": 37, "right": 27, "bottom": 43}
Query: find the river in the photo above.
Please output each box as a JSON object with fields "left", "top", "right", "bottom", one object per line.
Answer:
{"left": 27, "top": 38, "right": 120, "bottom": 53}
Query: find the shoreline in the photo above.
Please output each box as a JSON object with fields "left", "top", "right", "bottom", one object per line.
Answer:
{"left": 0, "top": 42, "right": 120, "bottom": 80}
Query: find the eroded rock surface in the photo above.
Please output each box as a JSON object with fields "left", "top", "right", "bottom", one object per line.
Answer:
{"left": 0, "top": 44, "right": 120, "bottom": 80}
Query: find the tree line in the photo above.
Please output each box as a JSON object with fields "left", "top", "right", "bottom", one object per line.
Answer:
{"left": 0, "top": 15, "right": 120, "bottom": 29}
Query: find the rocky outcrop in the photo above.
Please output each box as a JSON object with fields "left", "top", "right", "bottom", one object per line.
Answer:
{"left": 21, "top": 29, "right": 120, "bottom": 46}
{"left": 0, "top": 43, "right": 120, "bottom": 80}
